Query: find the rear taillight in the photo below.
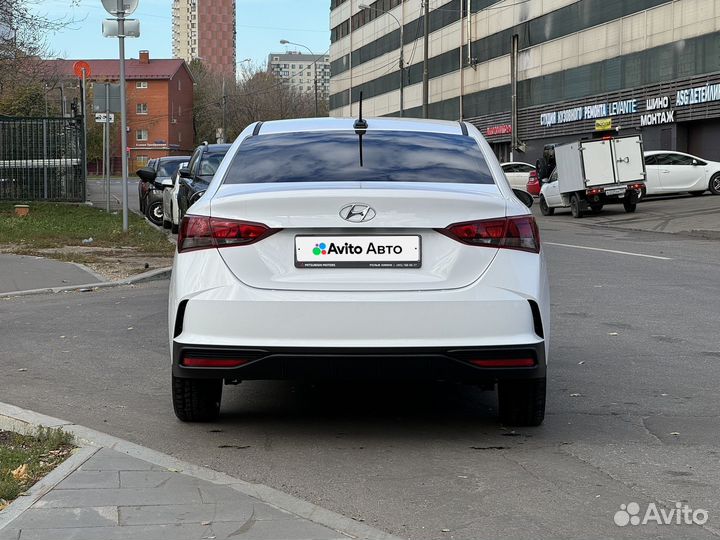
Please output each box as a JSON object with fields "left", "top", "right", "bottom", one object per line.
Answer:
{"left": 528, "top": 170, "right": 538, "bottom": 182}
{"left": 437, "top": 216, "right": 540, "bottom": 253}
{"left": 178, "top": 215, "right": 280, "bottom": 253}
{"left": 182, "top": 357, "right": 248, "bottom": 367}
{"left": 469, "top": 358, "right": 536, "bottom": 368}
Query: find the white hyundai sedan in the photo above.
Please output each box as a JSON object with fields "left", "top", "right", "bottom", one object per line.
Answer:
{"left": 169, "top": 117, "right": 550, "bottom": 426}
{"left": 644, "top": 151, "right": 720, "bottom": 196}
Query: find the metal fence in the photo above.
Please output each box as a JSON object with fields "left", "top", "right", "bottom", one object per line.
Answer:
{"left": 0, "top": 116, "right": 85, "bottom": 202}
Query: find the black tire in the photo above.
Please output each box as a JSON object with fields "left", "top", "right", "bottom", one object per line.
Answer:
{"left": 623, "top": 201, "right": 637, "bottom": 213}
{"left": 709, "top": 174, "right": 720, "bottom": 195}
{"left": 539, "top": 196, "right": 554, "bottom": 216}
{"left": 172, "top": 376, "right": 222, "bottom": 422}
{"left": 498, "top": 377, "right": 546, "bottom": 427}
{"left": 146, "top": 200, "right": 164, "bottom": 226}
{"left": 689, "top": 191, "right": 705, "bottom": 197}
{"left": 570, "top": 194, "right": 583, "bottom": 218}
{"left": 590, "top": 204, "right": 603, "bottom": 214}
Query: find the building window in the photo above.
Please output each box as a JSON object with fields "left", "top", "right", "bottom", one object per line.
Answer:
{"left": 178, "top": 79, "right": 182, "bottom": 91}
{"left": 136, "top": 81, "right": 148, "bottom": 89}
{"left": 136, "top": 129, "right": 148, "bottom": 141}
{"left": 136, "top": 155, "right": 148, "bottom": 165}
{"left": 136, "top": 103, "right": 148, "bottom": 115}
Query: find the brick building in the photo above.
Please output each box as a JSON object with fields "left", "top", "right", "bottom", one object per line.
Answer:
{"left": 172, "top": 0, "right": 236, "bottom": 79}
{"left": 47, "top": 51, "right": 194, "bottom": 171}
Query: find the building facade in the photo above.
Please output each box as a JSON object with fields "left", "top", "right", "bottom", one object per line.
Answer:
{"left": 48, "top": 51, "right": 195, "bottom": 171}
{"left": 172, "top": 0, "right": 236, "bottom": 78}
{"left": 329, "top": 0, "right": 720, "bottom": 162}
{"left": 268, "top": 52, "right": 331, "bottom": 98}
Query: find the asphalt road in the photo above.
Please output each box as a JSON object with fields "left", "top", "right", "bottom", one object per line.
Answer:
{"left": 2, "top": 197, "right": 720, "bottom": 539}
{"left": 86, "top": 176, "right": 140, "bottom": 213}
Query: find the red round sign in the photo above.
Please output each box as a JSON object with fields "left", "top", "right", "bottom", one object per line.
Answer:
{"left": 73, "top": 61, "right": 91, "bottom": 78}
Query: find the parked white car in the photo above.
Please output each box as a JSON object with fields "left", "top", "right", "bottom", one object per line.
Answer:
{"left": 162, "top": 161, "right": 188, "bottom": 234}
{"left": 644, "top": 151, "right": 720, "bottom": 196}
{"left": 168, "top": 117, "right": 549, "bottom": 426}
{"left": 500, "top": 162, "right": 536, "bottom": 190}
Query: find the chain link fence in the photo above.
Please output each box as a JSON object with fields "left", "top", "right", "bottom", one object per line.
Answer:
{"left": 0, "top": 116, "right": 85, "bottom": 202}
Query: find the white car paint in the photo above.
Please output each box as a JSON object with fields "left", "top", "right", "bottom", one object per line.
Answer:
{"left": 539, "top": 168, "right": 562, "bottom": 208}
{"left": 643, "top": 151, "right": 720, "bottom": 195}
{"left": 162, "top": 162, "right": 188, "bottom": 231}
{"left": 500, "top": 161, "right": 535, "bottom": 190}
{"left": 168, "top": 117, "right": 550, "bottom": 425}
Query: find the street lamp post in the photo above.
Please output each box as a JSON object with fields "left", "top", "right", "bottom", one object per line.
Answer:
{"left": 359, "top": 3, "right": 404, "bottom": 117}
{"left": 280, "top": 39, "right": 319, "bottom": 117}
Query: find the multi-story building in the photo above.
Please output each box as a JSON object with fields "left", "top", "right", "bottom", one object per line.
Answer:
{"left": 268, "top": 52, "right": 331, "bottom": 99}
{"left": 48, "top": 51, "right": 195, "bottom": 170}
{"left": 172, "top": 0, "right": 236, "bottom": 79}
{"left": 329, "top": 0, "right": 720, "bottom": 162}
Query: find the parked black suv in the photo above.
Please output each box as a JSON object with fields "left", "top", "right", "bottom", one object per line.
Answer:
{"left": 136, "top": 156, "right": 191, "bottom": 225}
{"left": 176, "top": 143, "right": 231, "bottom": 221}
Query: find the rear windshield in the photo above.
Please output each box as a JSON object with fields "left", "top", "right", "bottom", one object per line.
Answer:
{"left": 222, "top": 131, "right": 494, "bottom": 185}
{"left": 157, "top": 160, "right": 183, "bottom": 178}
{"left": 198, "top": 152, "right": 228, "bottom": 177}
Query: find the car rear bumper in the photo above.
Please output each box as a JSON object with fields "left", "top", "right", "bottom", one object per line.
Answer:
{"left": 172, "top": 342, "right": 546, "bottom": 382}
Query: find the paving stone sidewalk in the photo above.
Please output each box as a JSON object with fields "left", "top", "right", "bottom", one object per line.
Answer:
{"left": 0, "top": 448, "right": 347, "bottom": 540}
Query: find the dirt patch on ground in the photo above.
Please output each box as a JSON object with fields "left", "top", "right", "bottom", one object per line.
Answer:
{"left": 0, "top": 245, "right": 173, "bottom": 281}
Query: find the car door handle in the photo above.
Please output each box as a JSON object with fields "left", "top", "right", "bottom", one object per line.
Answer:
{"left": 660, "top": 169, "right": 670, "bottom": 173}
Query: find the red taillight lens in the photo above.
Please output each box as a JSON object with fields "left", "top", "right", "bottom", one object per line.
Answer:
{"left": 469, "top": 358, "right": 535, "bottom": 368}
{"left": 437, "top": 216, "right": 540, "bottom": 253}
{"left": 178, "top": 216, "right": 279, "bottom": 253}
{"left": 182, "top": 357, "right": 248, "bottom": 367}
{"left": 528, "top": 170, "right": 538, "bottom": 181}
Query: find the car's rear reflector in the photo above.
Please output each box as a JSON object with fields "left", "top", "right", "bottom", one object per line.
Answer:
{"left": 182, "top": 357, "right": 249, "bottom": 368}
{"left": 469, "top": 358, "right": 536, "bottom": 368}
{"left": 437, "top": 216, "right": 540, "bottom": 253}
{"left": 178, "top": 216, "right": 280, "bottom": 253}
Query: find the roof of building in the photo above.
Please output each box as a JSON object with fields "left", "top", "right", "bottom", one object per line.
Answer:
{"left": 44, "top": 57, "right": 191, "bottom": 81}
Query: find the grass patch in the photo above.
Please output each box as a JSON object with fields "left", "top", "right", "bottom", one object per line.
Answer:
{"left": 0, "top": 202, "right": 174, "bottom": 255}
{"left": 0, "top": 427, "right": 74, "bottom": 509}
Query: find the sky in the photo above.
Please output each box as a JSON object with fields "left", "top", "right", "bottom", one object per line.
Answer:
{"left": 35, "top": 0, "right": 331, "bottom": 67}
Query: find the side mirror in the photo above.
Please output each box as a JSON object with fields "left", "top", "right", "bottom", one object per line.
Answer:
{"left": 692, "top": 159, "right": 698, "bottom": 166}
{"left": 513, "top": 189, "right": 534, "bottom": 208}
{"left": 178, "top": 167, "right": 191, "bottom": 179}
{"left": 136, "top": 166, "right": 157, "bottom": 183}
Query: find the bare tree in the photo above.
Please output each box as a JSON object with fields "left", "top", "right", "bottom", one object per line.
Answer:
{"left": 189, "top": 60, "right": 327, "bottom": 145}
{"left": 0, "top": 0, "right": 78, "bottom": 114}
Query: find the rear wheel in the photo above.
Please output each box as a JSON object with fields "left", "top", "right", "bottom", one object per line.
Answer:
{"left": 498, "top": 377, "right": 546, "bottom": 427}
{"left": 590, "top": 204, "right": 603, "bottom": 214}
{"left": 172, "top": 376, "right": 222, "bottom": 422}
{"left": 623, "top": 201, "right": 637, "bottom": 213}
{"left": 539, "top": 196, "right": 554, "bottom": 216}
{"left": 570, "top": 194, "right": 583, "bottom": 218}
{"left": 709, "top": 174, "right": 720, "bottom": 195}
{"left": 146, "top": 200, "right": 164, "bottom": 226}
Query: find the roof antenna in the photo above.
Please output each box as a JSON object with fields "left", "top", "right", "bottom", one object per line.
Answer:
{"left": 354, "top": 91, "right": 368, "bottom": 132}
{"left": 354, "top": 91, "right": 367, "bottom": 167}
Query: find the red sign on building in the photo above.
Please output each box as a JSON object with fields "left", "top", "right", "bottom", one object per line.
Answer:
{"left": 485, "top": 124, "right": 512, "bottom": 136}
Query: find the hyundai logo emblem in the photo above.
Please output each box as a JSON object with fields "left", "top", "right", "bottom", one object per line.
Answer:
{"left": 339, "top": 203, "right": 376, "bottom": 223}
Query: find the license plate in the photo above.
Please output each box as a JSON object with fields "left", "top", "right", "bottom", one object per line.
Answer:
{"left": 295, "top": 235, "right": 421, "bottom": 268}
{"left": 605, "top": 186, "right": 626, "bottom": 196}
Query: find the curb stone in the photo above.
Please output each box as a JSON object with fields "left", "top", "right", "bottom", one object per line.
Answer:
{"left": 0, "top": 267, "right": 171, "bottom": 299}
{"left": 0, "top": 402, "right": 403, "bottom": 540}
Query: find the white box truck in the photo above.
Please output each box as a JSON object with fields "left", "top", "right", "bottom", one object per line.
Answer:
{"left": 538, "top": 135, "right": 646, "bottom": 218}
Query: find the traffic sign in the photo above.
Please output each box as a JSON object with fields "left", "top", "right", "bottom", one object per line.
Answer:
{"left": 102, "top": 19, "right": 140, "bottom": 37}
{"left": 73, "top": 61, "right": 91, "bottom": 78}
{"left": 101, "top": 0, "right": 139, "bottom": 15}
{"left": 95, "top": 112, "right": 115, "bottom": 123}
